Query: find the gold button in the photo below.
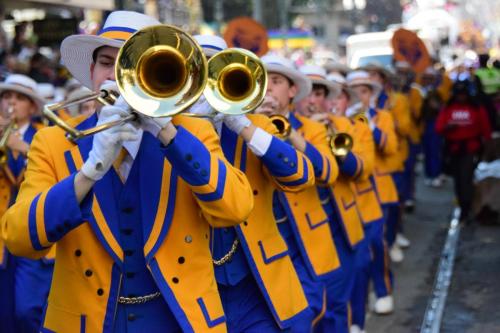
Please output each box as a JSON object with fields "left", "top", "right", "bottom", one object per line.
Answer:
{"left": 185, "top": 235, "right": 192, "bottom": 243}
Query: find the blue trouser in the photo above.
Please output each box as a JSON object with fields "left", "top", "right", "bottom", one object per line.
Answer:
{"left": 422, "top": 119, "right": 442, "bottom": 179}
{"left": 401, "top": 142, "right": 420, "bottom": 202}
{"left": 386, "top": 172, "right": 403, "bottom": 246}
{"left": 0, "top": 254, "right": 17, "bottom": 333}
{"left": 15, "top": 258, "right": 54, "bottom": 333}
{"left": 219, "top": 275, "right": 287, "bottom": 333}
{"left": 315, "top": 218, "right": 356, "bottom": 333}
{"left": 278, "top": 222, "right": 321, "bottom": 333}
{"left": 369, "top": 215, "right": 393, "bottom": 298}
{"left": 350, "top": 227, "right": 371, "bottom": 329}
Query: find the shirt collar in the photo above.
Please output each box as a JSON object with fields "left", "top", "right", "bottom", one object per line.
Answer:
{"left": 17, "top": 122, "right": 30, "bottom": 137}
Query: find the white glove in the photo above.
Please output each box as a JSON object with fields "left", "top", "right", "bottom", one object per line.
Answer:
{"left": 80, "top": 103, "right": 140, "bottom": 181}
{"left": 138, "top": 114, "right": 172, "bottom": 138}
{"left": 188, "top": 95, "right": 213, "bottom": 117}
{"left": 99, "top": 80, "right": 119, "bottom": 94}
{"left": 223, "top": 114, "right": 251, "bottom": 135}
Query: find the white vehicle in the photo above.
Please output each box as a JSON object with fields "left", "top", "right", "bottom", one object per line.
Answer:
{"left": 346, "top": 30, "right": 434, "bottom": 69}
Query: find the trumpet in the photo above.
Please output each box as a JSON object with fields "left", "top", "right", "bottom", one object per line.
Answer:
{"left": 350, "top": 112, "right": 369, "bottom": 124}
{"left": 269, "top": 114, "right": 292, "bottom": 140}
{"left": 326, "top": 125, "right": 353, "bottom": 158}
{"left": 44, "top": 24, "right": 208, "bottom": 140}
{"left": 0, "top": 106, "right": 17, "bottom": 165}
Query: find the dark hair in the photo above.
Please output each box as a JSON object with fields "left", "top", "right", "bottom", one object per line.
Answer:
{"left": 92, "top": 46, "right": 106, "bottom": 63}
{"left": 447, "top": 79, "right": 478, "bottom": 107}
{"left": 312, "top": 83, "right": 329, "bottom": 97}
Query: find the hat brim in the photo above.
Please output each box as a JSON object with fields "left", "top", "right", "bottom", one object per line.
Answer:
{"left": 265, "top": 64, "right": 312, "bottom": 102}
{"left": 358, "top": 64, "right": 392, "bottom": 79}
{"left": 324, "top": 63, "right": 351, "bottom": 75}
{"left": 309, "top": 77, "right": 341, "bottom": 99}
{"left": 0, "top": 83, "right": 45, "bottom": 111}
{"left": 347, "top": 80, "right": 383, "bottom": 97}
{"left": 61, "top": 35, "right": 123, "bottom": 90}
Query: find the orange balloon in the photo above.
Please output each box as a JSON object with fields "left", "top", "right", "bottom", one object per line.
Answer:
{"left": 391, "top": 28, "right": 431, "bottom": 73}
{"left": 223, "top": 17, "right": 269, "bottom": 56}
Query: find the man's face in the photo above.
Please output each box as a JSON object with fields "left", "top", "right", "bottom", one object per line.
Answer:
{"left": 331, "top": 91, "right": 349, "bottom": 116}
{"left": 264, "top": 72, "right": 297, "bottom": 116}
{"left": 0, "top": 91, "right": 37, "bottom": 124}
{"left": 297, "top": 85, "right": 327, "bottom": 117}
{"left": 352, "top": 85, "right": 373, "bottom": 106}
{"left": 368, "top": 70, "right": 384, "bottom": 86}
{"left": 90, "top": 46, "right": 119, "bottom": 91}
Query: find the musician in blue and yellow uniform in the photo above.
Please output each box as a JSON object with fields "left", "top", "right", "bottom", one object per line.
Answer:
{"left": 190, "top": 35, "right": 314, "bottom": 332}
{"left": 394, "top": 60, "right": 423, "bottom": 212}
{"left": 0, "top": 73, "right": 50, "bottom": 333}
{"left": 294, "top": 68, "right": 369, "bottom": 333}
{"left": 346, "top": 70, "right": 399, "bottom": 330}
{"left": 364, "top": 63, "right": 413, "bottom": 259}
{"left": 255, "top": 56, "right": 341, "bottom": 331}
{"left": 1, "top": 11, "right": 255, "bottom": 333}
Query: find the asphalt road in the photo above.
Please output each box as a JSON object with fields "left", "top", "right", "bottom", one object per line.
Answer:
{"left": 367, "top": 171, "right": 500, "bottom": 333}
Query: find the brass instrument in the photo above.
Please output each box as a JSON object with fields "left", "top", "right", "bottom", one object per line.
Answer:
{"left": 269, "top": 114, "right": 291, "bottom": 139}
{"left": 203, "top": 48, "right": 267, "bottom": 115}
{"left": 350, "top": 111, "right": 369, "bottom": 124}
{"left": 44, "top": 24, "right": 208, "bottom": 140}
{"left": 326, "top": 124, "right": 353, "bottom": 158}
{"left": 0, "top": 106, "right": 17, "bottom": 165}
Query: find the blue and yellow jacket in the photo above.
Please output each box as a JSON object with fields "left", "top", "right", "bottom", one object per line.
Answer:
{"left": 1, "top": 113, "right": 254, "bottom": 333}
{"left": 213, "top": 114, "right": 314, "bottom": 328}
{"left": 366, "top": 107, "right": 399, "bottom": 206}
{"left": 0, "top": 123, "right": 56, "bottom": 267}
{"left": 275, "top": 112, "right": 341, "bottom": 279}
{"left": 379, "top": 90, "right": 412, "bottom": 173}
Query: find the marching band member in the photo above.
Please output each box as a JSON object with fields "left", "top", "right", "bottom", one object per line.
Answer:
{"left": 346, "top": 70, "right": 398, "bottom": 330}
{"left": 192, "top": 35, "right": 314, "bottom": 332}
{"left": 420, "top": 67, "right": 445, "bottom": 187}
{"left": 255, "top": 56, "right": 341, "bottom": 331}
{"left": 323, "top": 73, "right": 372, "bottom": 333}
{"left": 0, "top": 74, "right": 50, "bottom": 333}
{"left": 297, "top": 67, "right": 368, "bottom": 333}
{"left": 394, "top": 60, "right": 423, "bottom": 212}
{"left": 364, "top": 63, "right": 412, "bottom": 259}
{"left": 1, "top": 11, "right": 255, "bottom": 333}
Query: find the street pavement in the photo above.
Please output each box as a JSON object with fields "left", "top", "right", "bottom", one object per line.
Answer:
{"left": 367, "top": 169, "right": 500, "bottom": 333}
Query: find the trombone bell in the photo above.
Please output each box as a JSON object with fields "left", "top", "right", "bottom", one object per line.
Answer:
{"left": 269, "top": 114, "right": 291, "bottom": 139}
{"left": 116, "top": 24, "right": 207, "bottom": 118}
{"left": 136, "top": 46, "right": 188, "bottom": 99}
{"left": 330, "top": 132, "right": 353, "bottom": 158}
{"left": 204, "top": 48, "right": 267, "bottom": 115}
{"left": 218, "top": 63, "right": 254, "bottom": 101}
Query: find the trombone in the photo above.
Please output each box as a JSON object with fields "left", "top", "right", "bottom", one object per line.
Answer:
{"left": 202, "top": 48, "right": 267, "bottom": 115}
{"left": 44, "top": 24, "right": 208, "bottom": 140}
{"left": 326, "top": 124, "right": 353, "bottom": 158}
{"left": 0, "top": 106, "right": 17, "bottom": 166}
{"left": 269, "top": 114, "right": 291, "bottom": 140}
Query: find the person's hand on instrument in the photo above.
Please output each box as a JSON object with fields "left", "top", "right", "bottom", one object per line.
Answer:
{"left": 254, "top": 95, "right": 279, "bottom": 117}
{"left": 80, "top": 99, "right": 140, "bottom": 181}
{"left": 223, "top": 114, "right": 251, "bottom": 135}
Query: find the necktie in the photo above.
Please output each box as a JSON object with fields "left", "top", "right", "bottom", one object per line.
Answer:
{"left": 113, "top": 147, "right": 129, "bottom": 183}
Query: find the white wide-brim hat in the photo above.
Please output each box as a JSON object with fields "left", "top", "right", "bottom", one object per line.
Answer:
{"left": 323, "top": 61, "right": 351, "bottom": 76}
{"left": 0, "top": 74, "right": 46, "bottom": 111}
{"left": 358, "top": 62, "right": 392, "bottom": 80}
{"left": 346, "top": 70, "right": 382, "bottom": 96}
{"left": 261, "top": 54, "right": 312, "bottom": 102}
{"left": 61, "top": 11, "right": 160, "bottom": 90}
{"left": 193, "top": 34, "right": 228, "bottom": 58}
{"left": 300, "top": 64, "right": 340, "bottom": 99}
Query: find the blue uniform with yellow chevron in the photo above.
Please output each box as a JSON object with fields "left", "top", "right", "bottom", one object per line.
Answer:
{"left": 213, "top": 114, "right": 314, "bottom": 332}
{"left": 316, "top": 115, "right": 372, "bottom": 333}
{"left": 1, "top": 123, "right": 55, "bottom": 333}
{"left": 1, "top": 113, "right": 255, "bottom": 333}
{"left": 273, "top": 112, "right": 340, "bottom": 332}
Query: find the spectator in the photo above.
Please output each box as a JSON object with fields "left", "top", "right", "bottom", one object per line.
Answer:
{"left": 436, "top": 79, "right": 492, "bottom": 223}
